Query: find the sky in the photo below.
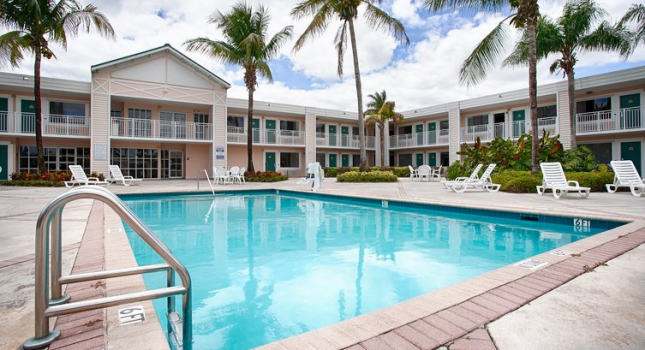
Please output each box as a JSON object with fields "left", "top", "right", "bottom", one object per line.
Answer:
{"left": 2, "top": 0, "right": 644, "bottom": 112}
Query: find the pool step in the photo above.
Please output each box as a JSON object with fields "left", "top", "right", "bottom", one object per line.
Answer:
{"left": 168, "top": 311, "right": 183, "bottom": 349}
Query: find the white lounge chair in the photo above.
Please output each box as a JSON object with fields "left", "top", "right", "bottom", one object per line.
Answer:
{"left": 607, "top": 160, "right": 644, "bottom": 197}
{"left": 537, "top": 162, "right": 590, "bottom": 199}
{"left": 65, "top": 165, "right": 108, "bottom": 187}
{"left": 445, "top": 164, "right": 500, "bottom": 193}
{"left": 442, "top": 164, "right": 483, "bottom": 189}
{"left": 408, "top": 165, "right": 419, "bottom": 181}
{"left": 108, "top": 165, "right": 142, "bottom": 186}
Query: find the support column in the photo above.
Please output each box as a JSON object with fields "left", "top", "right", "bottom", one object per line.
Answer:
{"left": 212, "top": 91, "right": 228, "bottom": 169}
{"left": 557, "top": 89, "right": 573, "bottom": 150}
{"left": 383, "top": 122, "right": 390, "bottom": 166}
{"left": 448, "top": 103, "right": 461, "bottom": 164}
{"left": 90, "top": 78, "right": 110, "bottom": 176}
{"left": 305, "top": 110, "right": 316, "bottom": 166}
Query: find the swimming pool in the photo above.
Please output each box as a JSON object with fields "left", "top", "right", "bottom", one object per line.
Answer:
{"left": 121, "top": 191, "right": 622, "bottom": 350}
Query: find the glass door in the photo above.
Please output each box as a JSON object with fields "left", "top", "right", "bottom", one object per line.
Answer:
{"left": 162, "top": 150, "right": 184, "bottom": 178}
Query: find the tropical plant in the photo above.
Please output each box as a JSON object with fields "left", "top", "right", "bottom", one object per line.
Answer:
{"left": 0, "top": 0, "right": 115, "bottom": 173}
{"left": 185, "top": 2, "right": 293, "bottom": 172}
{"left": 619, "top": 4, "right": 645, "bottom": 50}
{"left": 504, "top": 0, "right": 631, "bottom": 149}
{"left": 424, "top": 0, "right": 542, "bottom": 173}
{"left": 291, "top": 0, "right": 409, "bottom": 171}
{"left": 364, "top": 90, "right": 404, "bottom": 166}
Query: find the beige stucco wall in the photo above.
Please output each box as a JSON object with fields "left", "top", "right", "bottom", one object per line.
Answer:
{"left": 185, "top": 144, "right": 211, "bottom": 179}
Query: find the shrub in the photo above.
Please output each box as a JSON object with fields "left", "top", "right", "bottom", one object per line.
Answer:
{"left": 325, "top": 166, "right": 409, "bottom": 177}
{"left": 566, "top": 172, "right": 615, "bottom": 192}
{"left": 6, "top": 171, "right": 73, "bottom": 186}
{"left": 324, "top": 167, "right": 339, "bottom": 177}
{"left": 502, "top": 177, "right": 542, "bottom": 193}
{"left": 337, "top": 170, "right": 398, "bottom": 182}
{"left": 244, "top": 171, "right": 288, "bottom": 182}
{"left": 446, "top": 161, "right": 475, "bottom": 180}
{"left": 1, "top": 180, "right": 64, "bottom": 187}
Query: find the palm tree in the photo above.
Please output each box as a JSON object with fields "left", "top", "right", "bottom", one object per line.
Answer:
{"left": 0, "top": 0, "right": 115, "bottom": 173}
{"left": 504, "top": 0, "right": 631, "bottom": 150}
{"left": 424, "top": 0, "right": 542, "bottom": 173}
{"left": 185, "top": 2, "right": 293, "bottom": 172}
{"left": 619, "top": 4, "right": 645, "bottom": 49}
{"left": 291, "top": 0, "right": 409, "bottom": 171}
{"left": 364, "top": 90, "right": 404, "bottom": 166}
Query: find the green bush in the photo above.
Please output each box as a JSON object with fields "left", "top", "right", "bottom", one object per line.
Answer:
{"left": 245, "top": 171, "right": 288, "bottom": 182}
{"left": 490, "top": 170, "right": 614, "bottom": 193}
{"left": 566, "top": 172, "right": 615, "bottom": 192}
{"left": 325, "top": 166, "right": 409, "bottom": 177}
{"left": 503, "top": 177, "right": 542, "bottom": 193}
{"left": 337, "top": 170, "right": 398, "bottom": 182}
{"left": 324, "top": 167, "right": 339, "bottom": 177}
{"left": 1, "top": 180, "right": 64, "bottom": 187}
{"left": 446, "top": 161, "right": 472, "bottom": 180}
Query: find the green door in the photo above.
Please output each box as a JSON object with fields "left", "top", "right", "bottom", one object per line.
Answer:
{"left": 428, "top": 153, "right": 437, "bottom": 166}
{"left": 620, "top": 93, "right": 641, "bottom": 129}
{"left": 265, "top": 119, "right": 276, "bottom": 144}
{"left": 329, "top": 154, "right": 337, "bottom": 167}
{"left": 0, "top": 98, "right": 7, "bottom": 131}
{"left": 0, "top": 145, "right": 7, "bottom": 180}
{"left": 341, "top": 154, "right": 349, "bottom": 167}
{"left": 416, "top": 124, "right": 424, "bottom": 145}
{"left": 21, "top": 100, "right": 35, "bottom": 133}
{"left": 512, "top": 110, "right": 526, "bottom": 137}
{"left": 252, "top": 118, "right": 260, "bottom": 142}
{"left": 328, "top": 125, "right": 337, "bottom": 146}
{"left": 428, "top": 122, "right": 436, "bottom": 144}
{"left": 621, "top": 142, "right": 642, "bottom": 176}
{"left": 416, "top": 153, "right": 424, "bottom": 166}
{"left": 341, "top": 126, "right": 349, "bottom": 147}
{"left": 265, "top": 152, "right": 276, "bottom": 172}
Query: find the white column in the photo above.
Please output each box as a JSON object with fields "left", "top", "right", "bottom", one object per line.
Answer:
{"left": 448, "top": 102, "right": 461, "bottom": 164}
{"left": 557, "top": 89, "right": 573, "bottom": 150}
{"left": 90, "top": 78, "right": 110, "bottom": 176}
{"left": 305, "top": 110, "right": 316, "bottom": 166}
{"left": 212, "top": 91, "right": 228, "bottom": 168}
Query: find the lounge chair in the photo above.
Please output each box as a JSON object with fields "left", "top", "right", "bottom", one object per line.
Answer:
{"left": 108, "top": 165, "right": 142, "bottom": 186}
{"left": 408, "top": 165, "right": 419, "bottom": 181}
{"left": 442, "top": 164, "right": 483, "bottom": 189}
{"left": 65, "top": 165, "right": 108, "bottom": 187}
{"left": 607, "top": 160, "right": 644, "bottom": 197}
{"left": 445, "top": 164, "right": 500, "bottom": 193}
{"left": 537, "top": 162, "right": 590, "bottom": 199}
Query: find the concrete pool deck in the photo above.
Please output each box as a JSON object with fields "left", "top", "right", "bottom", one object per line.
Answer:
{"left": 0, "top": 178, "right": 643, "bottom": 350}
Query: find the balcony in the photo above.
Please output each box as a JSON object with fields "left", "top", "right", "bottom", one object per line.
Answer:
{"left": 228, "top": 127, "right": 305, "bottom": 146}
{"left": 0, "top": 112, "right": 90, "bottom": 137}
{"left": 316, "top": 133, "right": 376, "bottom": 149}
{"left": 462, "top": 118, "right": 559, "bottom": 143}
{"left": 461, "top": 123, "right": 506, "bottom": 143}
{"left": 510, "top": 117, "right": 558, "bottom": 138}
{"left": 389, "top": 130, "right": 450, "bottom": 149}
{"left": 110, "top": 117, "right": 212, "bottom": 141}
{"left": 576, "top": 107, "right": 643, "bottom": 134}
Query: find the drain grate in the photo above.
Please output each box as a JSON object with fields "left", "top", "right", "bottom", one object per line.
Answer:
{"left": 515, "top": 259, "right": 548, "bottom": 269}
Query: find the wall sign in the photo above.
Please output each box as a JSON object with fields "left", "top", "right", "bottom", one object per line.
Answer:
{"left": 94, "top": 143, "right": 107, "bottom": 161}
{"left": 215, "top": 146, "right": 225, "bottom": 160}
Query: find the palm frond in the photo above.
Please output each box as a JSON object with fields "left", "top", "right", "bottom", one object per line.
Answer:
{"left": 255, "top": 60, "right": 273, "bottom": 82}
{"left": 292, "top": 1, "right": 333, "bottom": 52}
{"left": 503, "top": 16, "right": 560, "bottom": 67}
{"left": 580, "top": 20, "right": 632, "bottom": 58}
{"left": 0, "top": 30, "right": 26, "bottom": 68}
{"left": 264, "top": 25, "right": 294, "bottom": 59}
{"left": 423, "top": 0, "right": 508, "bottom": 12}
{"left": 460, "top": 17, "right": 511, "bottom": 87}
{"left": 618, "top": 4, "right": 645, "bottom": 49}
{"left": 334, "top": 21, "right": 348, "bottom": 77}
{"left": 363, "top": 3, "right": 409, "bottom": 45}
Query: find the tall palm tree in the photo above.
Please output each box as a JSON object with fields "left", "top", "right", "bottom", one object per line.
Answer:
{"left": 0, "top": 0, "right": 115, "bottom": 173}
{"left": 619, "top": 4, "right": 645, "bottom": 49}
{"left": 504, "top": 0, "right": 631, "bottom": 149}
{"left": 291, "top": 0, "right": 409, "bottom": 172}
{"left": 424, "top": 0, "right": 542, "bottom": 173}
{"left": 185, "top": 2, "right": 293, "bottom": 172}
{"left": 364, "top": 90, "right": 404, "bottom": 166}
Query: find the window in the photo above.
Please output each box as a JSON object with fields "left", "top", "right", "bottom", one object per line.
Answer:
{"left": 467, "top": 115, "right": 489, "bottom": 126}
{"left": 280, "top": 152, "right": 300, "bottom": 168}
{"left": 19, "top": 146, "right": 90, "bottom": 173}
{"left": 353, "top": 154, "right": 360, "bottom": 166}
{"left": 398, "top": 154, "right": 413, "bottom": 166}
{"left": 128, "top": 108, "right": 152, "bottom": 137}
{"left": 111, "top": 147, "right": 158, "bottom": 179}
{"left": 538, "top": 105, "right": 557, "bottom": 119}
{"left": 49, "top": 101, "right": 85, "bottom": 125}
{"left": 194, "top": 113, "right": 209, "bottom": 140}
{"left": 316, "top": 123, "right": 325, "bottom": 134}
{"left": 576, "top": 98, "right": 611, "bottom": 113}
{"left": 440, "top": 120, "right": 449, "bottom": 130}
{"left": 227, "top": 116, "right": 244, "bottom": 128}
{"left": 353, "top": 127, "right": 359, "bottom": 135}
{"left": 128, "top": 108, "right": 151, "bottom": 119}
{"left": 316, "top": 153, "right": 326, "bottom": 167}
{"left": 159, "top": 111, "right": 187, "bottom": 139}
{"left": 280, "top": 120, "right": 299, "bottom": 131}
{"left": 584, "top": 143, "right": 612, "bottom": 165}
{"left": 110, "top": 110, "right": 122, "bottom": 118}
{"left": 399, "top": 125, "right": 412, "bottom": 134}
{"left": 194, "top": 113, "right": 209, "bottom": 124}
{"left": 76, "top": 147, "right": 91, "bottom": 171}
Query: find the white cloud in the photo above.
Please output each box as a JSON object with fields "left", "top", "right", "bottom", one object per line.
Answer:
{"left": 1, "top": 0, "right": 643, "bottom": 112}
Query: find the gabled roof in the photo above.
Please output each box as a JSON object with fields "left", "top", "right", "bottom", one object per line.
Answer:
{"left": 91, "top": 44, "right": 231, "bottom": 89}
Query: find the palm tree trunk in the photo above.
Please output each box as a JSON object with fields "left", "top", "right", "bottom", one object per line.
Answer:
{"left": 528, "top": 19, "right": 539, "bottom": 174}
{"left": 34, "top": 50, "right": 45, "bottom": 173}
{"left": 566, "top": 68, "right": 577, "bottom": 150}
{"left": 348, "top": 19, "right": 367, "bottom": 172}
{"left": 247, "top": 87, "right": 255, "bottom": 172}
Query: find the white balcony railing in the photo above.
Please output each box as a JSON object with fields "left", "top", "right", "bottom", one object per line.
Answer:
{"left": 316, "top": 133, "right": 375, "bottom": 149}
{"left": 0, "top": 112, "right": 90, "bottom": 137}
{"left": 110, "top": 117, "right": 212, "bottom": 141}
{"left": 511, "top": 117, "right": 558, "bottom": 138}
{"left": 388, "top": 130, "right": 450, "bottom": 149}
{"left": 460, "top": 123, "right": 506, "bottom": 143}
{"left": 576, "top": 107, "right": 643, "bottom": 134}
{"left": 228, "top": 127, "right": 305, "bottom": 146}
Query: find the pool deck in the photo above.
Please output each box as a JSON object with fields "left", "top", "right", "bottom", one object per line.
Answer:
{"left": 0, "top": 178, "right": 644, "bottom": 350}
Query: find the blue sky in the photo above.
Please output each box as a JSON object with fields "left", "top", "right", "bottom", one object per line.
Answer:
{"left": 1, "top": 0, "right": 643, "bottom": 112}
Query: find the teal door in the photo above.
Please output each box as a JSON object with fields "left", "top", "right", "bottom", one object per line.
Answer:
{"left": 428, "top": 153, "right": 437, "bottom": 166}
{"left": 21, "top": 100, "right": 35, "bottom": 133}
{"left": 341, "top": 126, "right": 349, "bottom": 147}
{"left": 265, "top": 152, "right": 276, "bottom": 172}
{"left": 265, "top": 120, "right": 276, "bottom": 144}
{"left": 416, "top": 124, "right": 424, "bottom": 145}
{"left": 512, "top": 110, "right": 526, "bottom": 137}
{"left": 428, "top": 122, "right": 436, "bottom": 144}
{"left": 0, "top": 97, "right": 7, "bottom": 132}
{"left": 329, "top": 154, "right": 337, "bottom": 167}
{"left": 621, "top": 141, "right": 642, "bottom": 176}
{"left": 0, "top": 145, "right": 7, "bottom": 180}
{"left": 329, "top": 125, "right": 337, "bottom": 146}
{"left": 416, "top": 153, "right": 424, "bottom": 166}
{"left": 252, "top": 118, "right": 260, "bottom": 142}
{"left": 620, "top": 93, "right": 641, "bottom": 129}
{"left": 341, "top": 154, "right": 349, "bottom": 167}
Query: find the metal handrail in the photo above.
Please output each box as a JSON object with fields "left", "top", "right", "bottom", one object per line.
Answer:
{"left": 197, "top": 169, "right": 215, "bottom": 195}
{"left": 23, "top": 186, "right": 192, "bottom": 350}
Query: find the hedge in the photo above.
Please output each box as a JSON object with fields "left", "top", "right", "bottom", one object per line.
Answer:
{"left": 1, "top": 180, "right": 65, "bottom": 187}
{"left": 245, "top": 171, "right": 288, "bottom": 182}
{"left": 324, "top": 166, "right": 409, "bottom": 178}
{"left": 491, "top": 170, "right": 615, "bottom": 193}
{"left": 337, "top": 170, "right": 398, "bottom": 182}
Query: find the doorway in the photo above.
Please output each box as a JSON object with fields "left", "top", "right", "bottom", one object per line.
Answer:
{"left": 621, "top": 141, "right": 642, "bottom": 176}
{"left": 265, "top": 152, "right": 276, "bottom": 172}
{"left": 162, "top": 150, "right": 184, "bottom": 178}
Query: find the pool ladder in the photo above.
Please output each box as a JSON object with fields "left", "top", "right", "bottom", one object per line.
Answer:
{"left": 23, "top": 186, "right": 192, "bottom": 350}
{"left": 197, "top": 169, "right": 215, "bottom": 195}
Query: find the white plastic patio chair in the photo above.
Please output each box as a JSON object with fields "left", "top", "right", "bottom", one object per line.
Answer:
{"left": 229, "top": 166, "right": 242, "bottom": 184}
{"left": 408, "top": 165, "right": 419, "bottom": 181}
{"left": 445, "top": 164, "right": 500, "bottom": 193}
{"left": 212, "top": 166, "right": 231, "bottom": 185}
{"left": 108, "top": 164, "right": 142, "bottom": 186}
{"left": 417, "top": 165, "right": 432, "bottom": 181}
{"left": 537, "top": 162, "right": 590, "bottom": 199}
{"left": 236, "top": 167, "right": 246, "bottom": 184}
{"left": 607, "top": 160, "right": 644, "bottom": 197}
{"left": 431, "top": 165, "right": 443, "bottom": 182}
{"left": 65, "top": 165, "right": 108, "bottom": 187}
{"left": 442, "top": 164, "right": 483, "bottom": 189}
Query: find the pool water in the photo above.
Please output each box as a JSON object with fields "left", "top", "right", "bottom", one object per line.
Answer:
{"left": 121, "top": 192, "right": 610, "bottom": 350}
